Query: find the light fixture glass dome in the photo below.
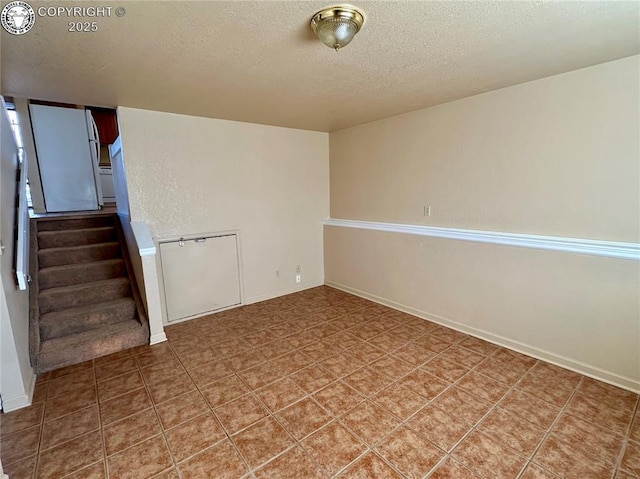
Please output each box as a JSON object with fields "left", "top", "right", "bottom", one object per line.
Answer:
{"left": 311, "top": 6, "right": 364, "bottom": 51}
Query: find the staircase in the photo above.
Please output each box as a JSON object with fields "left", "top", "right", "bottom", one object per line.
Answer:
{"left": 29, "top": 213, "right": 149, "bottom": 374}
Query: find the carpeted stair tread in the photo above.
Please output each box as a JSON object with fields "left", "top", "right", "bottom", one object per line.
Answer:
{"left": 36, "top": 215, "right": 115, "bottom": 232}
{"left": 37, "top": 226, "right": 117, "bottom": 249}
{"left": 36, "top": 319, "right": 148, "bottom": 373}
{"left": 30, "top": 213, "right": 150, "bottom": 374}
{"left": 38, "top": 258, "right": 127, "bottom": 290}
{"left": 38, "top": 241, "right": 121, "bottom": 268}
{"left": 39, "top": 297, "right": 137, "bottom": 341}
{"left": 39, "top": 277, "right": 131, "bottom": 314}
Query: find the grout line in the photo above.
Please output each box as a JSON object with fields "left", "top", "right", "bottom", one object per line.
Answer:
{"left": 516, "top": 376, "right": 584, "bottom": 479}
{"left": 612, "top": 395, "right": 640, "bottom": 478}
{"left": 93, "top": 361, "right": 109, "bottom": 478}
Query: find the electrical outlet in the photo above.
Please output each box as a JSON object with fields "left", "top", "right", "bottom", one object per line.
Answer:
{"left": 423, "top": 206, "right": 431, "bottom": 217}
{"left": 296, "top": 274, "right": 301, "bottom": 284}
{"left": 296, "top": 265, "right": 301, "bottom": 273}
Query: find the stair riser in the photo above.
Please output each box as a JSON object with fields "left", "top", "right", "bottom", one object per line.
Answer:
{"left": 35, "top": 321, "right": 149, "bottom": 374}
{"left": 40, "top": 300, "right": 137, "bottom": 341}
{"left": 38, "top": 228, "right": 117, "bottom": 249}
{"left": 38, "top": 243, "right": 121, "bottom": 268}
{"left": 39, "top": 260, "right": 127, "bottom": 290}
{"left": 37, "top": 216, "right": 114, "bottom": 232}
{"left": 39, "top": 280, "right": 131, "bottom": 314}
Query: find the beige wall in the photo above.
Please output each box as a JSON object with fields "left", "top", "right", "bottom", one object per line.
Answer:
{"left": 326, "top": 56, "right": 640, "bottom": 391}
{"left": 0, "top": 99, "right": 35, "bottom": 410}
{"left": 330, "top": 56, "right": 639, "bottom": 243}
{"left": 117, "top": 108, "right": 329, "bottom": 307}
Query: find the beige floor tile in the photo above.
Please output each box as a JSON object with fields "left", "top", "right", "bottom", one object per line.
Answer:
{"left": 43, "top": 385, "right": 97, "bottom": 422}
{"left": 146, "top": 372, "right": 196, "bottom": 405}
{"left": 254, "top": 446, "right": 326, "bottom": 479}
{"left": 533, "top": 434, "right": 614, "bottom": 479}
{"left": 342, "top": 366, "right": 393, "bottom": 397}
{"left": 302, "top": 421, "right": 367, "bottom": 476}
{"left": 96, "top": 370, "right": 144, "bottom": 402}
{"left": 255, "top": 377, "right": 306, "bottom": 413}
{"left": 371, "top": 382, "right": 428, "bottom": 420}
{"left": 1, "top": 425, "right": 40, "bottom": 465}
{"left": 477, "top": 407, "right": 546, "bottom": 457}
{"left": 337, "top": 452, "right": 403, "bottom": 478}
{"left": 313, "top": 380, "right": 365, "bottom": 416}
{"left": 178, "top": 439, "right": 248, "bottom": 479}
{"left": 46, "top": 368, "right": 95, "bottom": 399}
{"left": 406, "top": 404, "right": 471, "bottom": 452}
{"left": 36, "top": 430, "right": 103, "bottom": 479}
{"left": 165, "top": 412, "right": 226, "bottom": 462}
{"left": 430, "top": 386, "right": 493, "bottom": 426}
{"left": 276, "top": 397, "right": 333, "bottom": 440}
{"left": 107, "top": 435, "right": 173, "bottom": 479}
{"left": 95, "top": 356, "right": 137, "bottom": 382}
{"left": 214, "top": 393, "right": 268, "bottom": 434}
{"left": 376, "top": 426, "right": 444, "bottom": 479}
{"left": 620, "top": 440, "right": 640, "bottom": 476}
{"left": 155, "top": 390, "right": 209, "bottom": 430}
{"left": 40, "top": 405, "right": 99, "bottom": 451}
{"left": 103, "top": 408, "right": 161, "bottom": 456}
{"left": 500, "top": 388, "right": 562, "bottom": 430}
{"left": 453, "top": 430, "right": 528, "bottom": 479}
{"left": 0, "top": 402, "right": 44, "bottom": 436}
{"left": 64, "top": 462, "right": 106, "bottom": 479}
{"left": 429, "top": 457, "right": 483, "bottom": 479}
{"left": 232, "top": 416, "right": 294, "bottom": 468}
{"left": 3, "top": 454, "right": 37, "bottom": 479}
{"left": 99, "top": 387, "right": 152, "bottom": 425}
{"left": 551, "top": 411, "right": 625, "bottom": 463}
{"left": 340, "top": 400, "right": 401, "bottom": 446}
{"left": 200, "top": 374, "right": 250, "bottom": 408}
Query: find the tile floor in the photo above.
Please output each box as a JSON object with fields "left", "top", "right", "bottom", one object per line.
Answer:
{"left": 1, "top": 286, "right": 638, "bottom": 479}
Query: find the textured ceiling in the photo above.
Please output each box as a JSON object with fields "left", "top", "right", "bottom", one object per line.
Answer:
{"left": 1, "top": 1, "right": 639, "bottom": 132}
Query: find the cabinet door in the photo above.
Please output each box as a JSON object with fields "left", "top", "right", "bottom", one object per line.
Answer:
{"left": 160, "top": 235, "right": 241, "bottom": 322}
{"left": 88, "top": 108, "right": 119, "bottom": 145}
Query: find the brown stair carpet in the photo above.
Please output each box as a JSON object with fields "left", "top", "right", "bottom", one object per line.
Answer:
{"left": 29, "top": 213, "right": 149, "bottom": 374}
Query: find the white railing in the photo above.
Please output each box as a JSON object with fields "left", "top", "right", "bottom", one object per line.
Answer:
{"left": 324, "top": 218, "right": 640, "bottom": 261}
{"left": 16, "top": 148, "right": 29, "bottom": 290}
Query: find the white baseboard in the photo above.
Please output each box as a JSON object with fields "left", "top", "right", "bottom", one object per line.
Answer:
{"left": 150, "top": 332, "right": 167, "bottom": 345}
{"left": 2, "top": 370, "right": 36, "bottom": 412}
{"left": 245, "top": 279, "right": 325, "bottom": 305}
{"left": 326, "top": 280, "right": 640, "bottom": 394}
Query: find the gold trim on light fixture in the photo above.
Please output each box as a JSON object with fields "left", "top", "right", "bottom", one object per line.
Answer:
{"left": 310, "top": 5, "right": 365, "bottom": 51}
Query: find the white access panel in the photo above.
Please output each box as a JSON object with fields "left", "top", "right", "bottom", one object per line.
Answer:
{"left": 160, "top": 234, "right": 241, "bottom": 322}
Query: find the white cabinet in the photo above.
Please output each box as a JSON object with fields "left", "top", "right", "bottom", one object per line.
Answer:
{"left": 99, "top": 167, "right": 115, "bottom": 203}
{"left": 159, "top": 234, "right": 241, "bottom": 322}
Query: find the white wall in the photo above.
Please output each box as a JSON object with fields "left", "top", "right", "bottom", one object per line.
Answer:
{"left": 326, "top": 56, "right": 640, "bottom": 391}
{"left": 117, "top": 108, "right": 329, "bottom": 316}
{"left": 0, "top": 98, "right": 35, "bottom": 411}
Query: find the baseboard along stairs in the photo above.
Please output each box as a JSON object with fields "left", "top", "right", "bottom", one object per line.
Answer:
{"left": 29, "top": 213, "right": 149, "bottom": 374}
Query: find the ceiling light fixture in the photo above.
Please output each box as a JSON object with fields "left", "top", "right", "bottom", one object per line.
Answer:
{"left": 310, "top": 5, "right": 365, "bottom": 51}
